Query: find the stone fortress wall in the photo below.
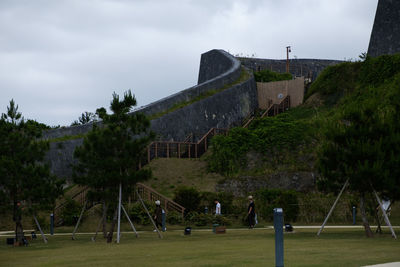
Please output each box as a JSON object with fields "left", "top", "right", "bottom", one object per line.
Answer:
{"left": 239, "top": 57, "right": 343, "bottom": 81}
{"left": 43, "top": 49, "right": 243, "bottom": 140}
{"left": 45, "top": 49, "right": 258, "bottom": 178}
{"left": 368, "top": 0, "right": 400, "bottom": 57}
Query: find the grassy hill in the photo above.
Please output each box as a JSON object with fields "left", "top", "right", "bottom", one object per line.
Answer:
{"left": 140, "top": 54, "right": 400, "bottom": 199}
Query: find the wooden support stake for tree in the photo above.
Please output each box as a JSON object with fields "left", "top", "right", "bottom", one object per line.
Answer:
{"left": 33, "top": 215, "right": 48, "bottom": 244}
{"left": 317, "top": 179, "right": 349, "bottom": 236}
{"left": 136, "top": 189, "right": 162, "bottom": 239}
{"left": 92, "top": 217, "right": 103, "bottom": 242}
{"left": 117, "top": 182, "right": 122, "bottom": 244}
{"left": 121, "top": 204, "right": 138, "bottom": 238}
{"left": 373, "top": 190, "right": 397, "bottom": 239}
{"left": 72, "top": 199, "right": 88, "bottom": 240}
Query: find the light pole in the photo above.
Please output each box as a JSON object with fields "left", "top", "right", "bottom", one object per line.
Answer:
{"left": 286, "top": 46, "right": 291, "bottom": 73}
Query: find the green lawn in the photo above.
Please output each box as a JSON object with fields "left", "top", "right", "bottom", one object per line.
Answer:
{"left": 1, "top": 228, "right": 399, "bottom": 266}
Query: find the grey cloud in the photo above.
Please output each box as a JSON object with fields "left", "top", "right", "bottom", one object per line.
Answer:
{"left": 0, "top": 0, "right": 379, "bottom": 126}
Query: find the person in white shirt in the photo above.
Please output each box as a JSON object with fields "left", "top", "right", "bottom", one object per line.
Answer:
{"left": 214, "top": 199, "right": 221, "bottom": 215}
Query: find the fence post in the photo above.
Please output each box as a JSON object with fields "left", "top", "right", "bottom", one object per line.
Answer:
{"left": 195, "top": 144, "right": 198, "bottom": 158}
{"left": 155, "top": 143, "right": 158, "bottom": 158}
{"left": 167, "top": 143, "right": 169, "bottom": 158}
{"left": 188, "top": 144, "right": 191, "bottom": 159}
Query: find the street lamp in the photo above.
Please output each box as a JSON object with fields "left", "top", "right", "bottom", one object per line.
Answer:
{"left": 286, "top": 46, "right": 291, "bottom": 73}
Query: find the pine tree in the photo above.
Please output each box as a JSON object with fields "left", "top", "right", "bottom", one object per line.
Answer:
{"left": 318, "top": 82, "right": 400, "bottom": 237}
{"left": 73, "top": 90, "right": 154, "bottom": 242}
{"left": 0, "top": 100, "right": 64, "bottom": 244}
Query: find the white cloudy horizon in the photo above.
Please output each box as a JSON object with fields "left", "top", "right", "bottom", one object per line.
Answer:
{"left": 0, "top": 0, "right": 378, "bottom": 126}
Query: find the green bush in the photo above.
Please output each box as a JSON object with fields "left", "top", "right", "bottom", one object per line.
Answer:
{"left": 193, "top": 213, "right": 214, "bottom": 226}
{"left": 128, "top": 201, "right": 155, "bottom": 225}
{"left": 254, "top": 70, "right": 292, "bottom": 83}
{"left": 305, "top": 61, "right": 361, "bottom": 103}
{"left": 166, "top": 210, "right": 183, "bottom": 225}
{"left": 32, "top": 215, "right": 49, "bottom": 231}
{"left": 256, "top": 188, "right": 299, "bottom": 222}
{"left": 359, "top": 54, "right": 400, "bottom": 87}
{"left": 173, "top": 187, "right": 201, "bottom": 213}
{"left": 60, "top": 197, "right": 83, "bottom": 226}
{"left": 212, "top": 215, "right": 232, "bottom": 226}
{"left": 207, "top": 109, "right": 312, "bottom": 175}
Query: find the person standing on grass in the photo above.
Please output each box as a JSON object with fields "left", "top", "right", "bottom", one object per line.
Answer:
{"left": 247, "top": 196, "right": 256, "bottom": 228}
{"left": 215, "top": 199, "right": 221, "bottom": 215}
{"left": 154, "top": 200, "right": 162, "bottom": 231}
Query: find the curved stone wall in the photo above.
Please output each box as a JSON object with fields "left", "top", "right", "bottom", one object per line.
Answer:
{"left": 44, "top": 49, "right": 241, "bottom": 140}
{"left": 44, "top": 49, "right": 255, "bottom": 179}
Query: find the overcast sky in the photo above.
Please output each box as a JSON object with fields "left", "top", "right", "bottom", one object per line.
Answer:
{"left": 0, "top": 0, "right": 378, "bottom": 126}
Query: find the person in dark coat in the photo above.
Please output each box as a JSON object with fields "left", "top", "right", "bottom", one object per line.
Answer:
{"left": 247, "top": 196, "right": 256, "bottom": 229}
{"left": 154, "top": 200, "right": 162, "bottom": 231}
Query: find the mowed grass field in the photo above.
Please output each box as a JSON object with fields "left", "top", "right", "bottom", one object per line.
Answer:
{"left": 0, "top": 228, "right": 399, "bottom": 267}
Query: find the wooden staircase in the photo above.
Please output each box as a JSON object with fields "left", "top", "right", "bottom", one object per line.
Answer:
{"left": 136, "top": 183, "right": 185, "bottom": 218}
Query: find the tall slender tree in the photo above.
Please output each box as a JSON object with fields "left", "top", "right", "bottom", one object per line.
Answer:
{"left": 73, "top": 90, "right": 154, "bottom": 242}
{"left": 0, "top": 100, "right": 63, "bottom": 244}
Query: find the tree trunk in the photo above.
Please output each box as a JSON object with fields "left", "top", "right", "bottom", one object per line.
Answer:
{"left": 13, "top": 201, "right": 24, "bottom": 245}
{"left": 106, "top": 208, "right": 118, "bottom": 243}
{"left": 360, "top": 195, "right": 374, "bottom": 238}
{"left": 15, "top": 221, "right": 24, "bottom": 245}
{"left": 102, "top": 201, "right": 108, "bottom": 238}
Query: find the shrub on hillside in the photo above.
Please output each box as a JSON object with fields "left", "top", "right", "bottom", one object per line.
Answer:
{"left": 305, "top": 61, "right": 361, "bottom": 103}
{"left": 207, "top": 109, "right": 312, "bottom": 175}
{"left": 166, "top": 210, "right": 183, "bottom": 225}
{"left": 254, "top": 70, "right": 292, "bottom": 83}
{"left": 128, "top": 201, "right": 155, "bottom": 225}
{"left": 256, "top": 188, "right": 299, "bottom": 223}
{"left": 60, "top": 197, "right": 83, "bottom": 226}
{"left": 173, "top": 186, "right": 201, "bottom": 213}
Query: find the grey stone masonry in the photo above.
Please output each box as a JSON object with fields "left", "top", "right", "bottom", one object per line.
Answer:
{"left": 368, "top": 0, "right": 400, "bottom": 57}
{"left": 239, "top": 57, "right": 343, "bottom": 81}
{"left": 43, "top": 49, "right": 254, "bottom": 179}
{"left": 43, "top": 49, "right": 241, "bottom": 140}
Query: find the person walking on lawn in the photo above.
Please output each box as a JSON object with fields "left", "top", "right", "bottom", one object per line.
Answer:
{"left": 154, "top": 200, "right": 162, "bottom": 231}
{"left": 247, "top": 196, "right": 256, "bottom": 229}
